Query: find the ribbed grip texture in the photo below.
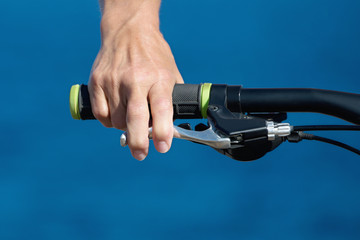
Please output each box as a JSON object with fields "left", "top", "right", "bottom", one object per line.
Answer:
{"left": 77, "top": 84, "right": 202, "bottom": 120}
{"left": 79, "top": 85, "right": 96, "bottom": 120}
{"left": 172, "top": 84, "right": 202, "bottom": 119}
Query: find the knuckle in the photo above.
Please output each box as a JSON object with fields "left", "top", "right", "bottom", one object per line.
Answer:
{"left": 124, "top": 68, "right": 175, "bottom": 86}
{"left": 132, "top": 71, "right": 148, "bottom": 83}
{"left": 90, "top": 70, "right": 103, "bottom": 84}
{"left": 122, "top": 69, "right": 144, "bottom": 83}
{"left": 128, "top": 72, "right": 150, "bottom": 88}
{"left": 92, "top": 106, "right": 108, "bottom": 120}
{"left": 91, "top": 69, "right": 120, "bottom": 88}
{"left": 152, "top": 97, "right": 172, "bottom": 114}
{"left": 128, "top": 137, "right": 148, "bottom": 150}
{"left": 126, "top": 101, "right": 149, "bottom": 119}
{"left": 157, "top": 69, "right": 174, "bottom": 82}
{"left": 153, "top": 128, "right": 172, "bottom": 141}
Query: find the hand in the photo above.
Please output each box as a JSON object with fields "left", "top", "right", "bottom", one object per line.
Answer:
{"left": 88, "top": 4, "right": 183, "bottom": 161}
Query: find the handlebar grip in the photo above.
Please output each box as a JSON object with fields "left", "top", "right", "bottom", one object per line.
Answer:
{"left": 172, "top": 83, "right": 202, "bottom": 119}
{"left": 69, "top": 83, "right": 205, "bottom": 120}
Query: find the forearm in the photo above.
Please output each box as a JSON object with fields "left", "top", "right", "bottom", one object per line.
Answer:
{"left": 99, "top": 0, "right": 161, "bottom": 31}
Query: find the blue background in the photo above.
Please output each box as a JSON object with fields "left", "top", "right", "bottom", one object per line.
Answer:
{"left": 1, "top": 0, "right": 360, "bottom": 239}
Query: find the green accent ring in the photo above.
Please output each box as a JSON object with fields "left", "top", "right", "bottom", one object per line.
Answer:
{"left": 200, "top": 83, "right": 212, "bottom": 118}
{"left": 70, "top": 84, "right": 81, "bottom": 120}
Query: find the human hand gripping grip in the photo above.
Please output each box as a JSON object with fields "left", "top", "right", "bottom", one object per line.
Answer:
{"left": 70, "top": 83, "right": 209, "bottom": 121}
{"left": 70, "top": 83, "right": 360, "bottom": 161}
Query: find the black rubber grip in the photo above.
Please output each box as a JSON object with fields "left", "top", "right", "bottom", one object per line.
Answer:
{"left": 79, "top": 85, "right": 96, "bottom": 120}
{"left": 172, "top": 83, "right": 202, "bottom": 119}
{"left": 78, "top": 84, "right": 202, "bottom": 120}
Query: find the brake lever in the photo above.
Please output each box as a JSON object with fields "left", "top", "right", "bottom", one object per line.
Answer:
{"left": 120, "top": 124, "right": 231, "bottom": 149}
{"left": 120, "top": 121, "right": 292, "bottom": 150}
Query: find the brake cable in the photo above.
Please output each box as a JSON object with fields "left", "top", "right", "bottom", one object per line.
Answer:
{"left": 293, "top": 125, "right": 360, "bottom": 131}
{"left": 287, "top": 131, "right": 360, "bottom": 156}
{"left": 286, "top": 125, "right": 360, "bottom": 155}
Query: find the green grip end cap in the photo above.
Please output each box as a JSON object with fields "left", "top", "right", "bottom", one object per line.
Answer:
{"left": 70, "top": 84, "right": 81, "bottom": 120}
{"left": 200, "top": 83, "right": 212, "bottom": 118}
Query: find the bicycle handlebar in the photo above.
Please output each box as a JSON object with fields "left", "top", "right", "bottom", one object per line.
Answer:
{"left": 70, "top": 83, "right": 360, "bottom": 125}
{"left": 70, "top": 84, "right": 207, "bottom": 120}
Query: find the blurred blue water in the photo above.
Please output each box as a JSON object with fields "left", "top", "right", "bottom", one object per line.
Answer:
{"left": 1, "top": 0, "right": 360, "bottom": 239}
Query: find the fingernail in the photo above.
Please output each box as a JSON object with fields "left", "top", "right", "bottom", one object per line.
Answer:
{"left": 133, "top": 150, "right": 146, "bottom": 161}
{"left": 158, "top": 141, "right": 169, "bottom": 153}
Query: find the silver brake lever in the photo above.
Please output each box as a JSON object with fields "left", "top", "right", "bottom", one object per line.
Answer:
{"left": 120, "top": 125, "right": 231, "bottom": 149}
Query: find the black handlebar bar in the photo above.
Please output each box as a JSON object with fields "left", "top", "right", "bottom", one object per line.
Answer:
{"left": 241, "top": 88, "right": 360, "bottom": 124}
{"left": 72, "top": 83, "right": 360, "bottom": 125}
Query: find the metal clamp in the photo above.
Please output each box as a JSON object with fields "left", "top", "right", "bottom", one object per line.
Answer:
{"left": 266, "top": 121, "right": 292, "bottom": 140}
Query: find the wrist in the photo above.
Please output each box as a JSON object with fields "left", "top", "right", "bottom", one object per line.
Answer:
{"left": 100, "top": 0, "right": 160, "bottom": 33}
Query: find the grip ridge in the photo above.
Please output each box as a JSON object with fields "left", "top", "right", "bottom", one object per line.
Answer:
{"left": 172, "top": 84, "right": 202, "bottom": 119}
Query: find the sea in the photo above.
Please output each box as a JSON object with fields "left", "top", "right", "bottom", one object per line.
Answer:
{"left": 1, "top": 0, "right": 360, "bottom": 239}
